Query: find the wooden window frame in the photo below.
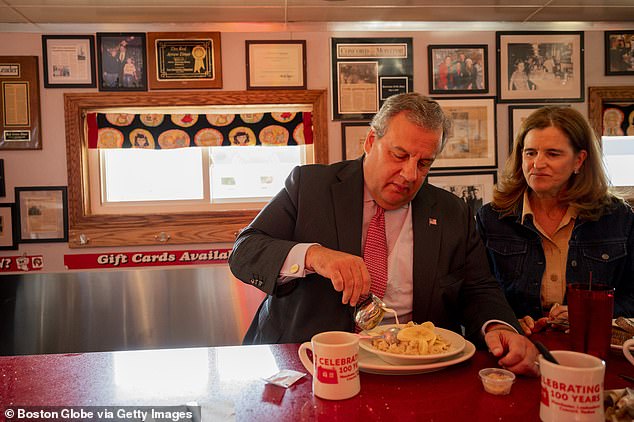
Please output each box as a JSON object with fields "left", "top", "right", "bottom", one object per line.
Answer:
{"left": 588, "top": 86, "right": 634, "bottom": 201}
{"left": 65, "top": 89, "right": 328, "bottom": 248}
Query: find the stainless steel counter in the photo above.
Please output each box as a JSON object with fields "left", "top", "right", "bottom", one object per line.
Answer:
{"left": 0, "top": 266, "right": 265, "bottom": 355}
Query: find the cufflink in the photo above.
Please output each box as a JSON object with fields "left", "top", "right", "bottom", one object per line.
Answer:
{"left": 290, "top": 263, "right": 300, "bottom": 274}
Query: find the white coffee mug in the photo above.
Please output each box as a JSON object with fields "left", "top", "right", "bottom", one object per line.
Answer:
{"left": 623, "top": 338, "right": 634, "bottom": 365}
{"left": 539, "top": 350, "right": 605, "bottom": 422}
{"left": 298, "top": 331, "right": 360, "bottom": 400}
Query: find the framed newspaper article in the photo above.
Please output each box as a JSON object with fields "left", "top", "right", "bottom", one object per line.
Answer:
{"left": 42, "top": 35, "right": 96, "bottom": 88}
{"left": 331, "top": 38, "right": 413, "bottom": 120}
{"left": 15, "top": 186, "right": 68, "bottom": 243}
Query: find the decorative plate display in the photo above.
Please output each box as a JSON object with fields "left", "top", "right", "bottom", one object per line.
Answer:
{"left": 259, "top": 125, "right": 289, "bottom": 146}
{"left": 228, "top": 127, "right": 256, "bottom": 146}
{"left": 240, "top": 113, "right": 264, "bottom": 124}
{"left": 206, "top": 114, "right": 235, "bottom": 127}
{"left": 97, "top": 128, "right": 124, "bottom": 148}
{"left": 139, "top": 114, "right": 164, "bottom": 127}
{"left": 170, "top": 114, "right": 198, "bottom": 127}
{"left": 293, "top": 122, "right": 305, "bottom": 144}
{"left": 105, "top": 113, "right": 135, "bottom": 126}
{"left": 194, "top": 128, "right": 224, "bottom": 146}
{"left": 129, "top": 128, "right": 155, "bottom": 149}
{"left": 271, "top": 112, "right": 296, "bottom": 123}
{"left": 158, "top": 129, "right": 190, "bottom": 149}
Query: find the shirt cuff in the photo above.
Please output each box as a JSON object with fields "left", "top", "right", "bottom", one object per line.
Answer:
{"left": 278, "top": 243, "right": 319, "bottom": 285}
{"left": 481, "top": 320, "right": 518, "bottom": 337}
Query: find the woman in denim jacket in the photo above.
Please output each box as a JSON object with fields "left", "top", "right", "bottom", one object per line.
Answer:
{"left": 476, "top": 106, "right": 634, "bottom": 335}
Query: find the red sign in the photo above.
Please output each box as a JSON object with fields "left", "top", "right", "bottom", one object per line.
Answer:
{"left": 64, "top": 248, "right": 231, "bottom": 270}
{"left": 0, "top": 255, "right": 44, "bottom": 272}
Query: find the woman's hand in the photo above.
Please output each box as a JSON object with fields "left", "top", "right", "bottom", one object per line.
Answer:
{"left": 546, "top": 303, "right": 569, "bottom": 331}
{"left": 518, "top": 316, "right": 549, "bottom": 336}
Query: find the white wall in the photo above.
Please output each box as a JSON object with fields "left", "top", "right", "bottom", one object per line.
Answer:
{"left": 0, "top": 26, "right": 633, "bottom": 273}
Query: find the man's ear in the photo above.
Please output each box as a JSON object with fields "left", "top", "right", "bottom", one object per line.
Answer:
{"left": 363, "top": 129, "right": 376, "bottom": 155}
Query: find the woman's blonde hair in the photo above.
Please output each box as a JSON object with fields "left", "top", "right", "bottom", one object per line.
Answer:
{"left": 493, "top": 106, "right": 621, "bottom": 220}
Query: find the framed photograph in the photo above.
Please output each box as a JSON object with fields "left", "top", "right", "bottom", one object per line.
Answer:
{"left": 605, "top": 31, "right": 634, "bottom": 75}
{"left": 428, "top": 44, "right": 488, "bottom": 94}
{"left": 431, "top": 97, "right": 497, "bottom": 170}
{"left": 341, "top": 122, "right": 370, "bottom": 160}
{"left": 41, "top": 35, "right": 96, "bottom": 88}
{"left": 147, "top": 32, "right": 222, "bottom": 90}
{"left": 589, "top": 86, "right": 634, "bottom": 137}
{"left": 15, "top": 186, "right": 68, "bottom": 243}
{"left": 246, "top": 40, "right": 306, "bottom": 90}
{"left": 0, "top": 159, "right": 4, "bottom": 197}
{"left": 428, "top": 171, "right": 497, "bottom": 217}
{"left": 496, "top": 31, "right": 584, "bottom": 103}
{"left": 0, "top": 56, "right": 42, "bottom": 150}
{"left": 0, "top": 203, "right": 17, "bottom": 250}
{"left": 508, "top": 104, "right": 570, "bottom": 149}
{"left": 331, "top": 38, "right": 413, "bottom": 120}
{"left": 96, "top": 32, "right": 147, "bottom": 91}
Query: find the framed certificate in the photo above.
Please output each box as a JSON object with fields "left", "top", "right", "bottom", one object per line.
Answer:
{"left": 42, "top": 35, "right": 96, "bottom": 88}
{"left": 246, "top": 40, "right": 306, "bottom": 90}
{"left": 147, "top": 32, "right": 222, "bottom": 90}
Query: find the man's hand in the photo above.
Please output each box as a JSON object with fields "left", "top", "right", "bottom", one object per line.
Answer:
{"left": 485, "top": 328, "right": 540, "bottom": 377}
{"left": 305, "top": 244, "right": 371, "bottom": 306}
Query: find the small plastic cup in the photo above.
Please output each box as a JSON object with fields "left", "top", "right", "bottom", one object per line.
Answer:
{"left": 478, "top": 368, "right": 515, "bottom": 395}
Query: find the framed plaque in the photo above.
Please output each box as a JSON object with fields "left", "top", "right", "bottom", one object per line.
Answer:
{"left": 42, "top": 35, "right": 96, "bottom": 88}
{"left": 0, "top": 56, "right": 42, "bottom": 150}
{"left": 147, "top": 32, "right": 222, "bottom": 90}
{"left": 246, "top": 40, "right": 306, "bottom": 90}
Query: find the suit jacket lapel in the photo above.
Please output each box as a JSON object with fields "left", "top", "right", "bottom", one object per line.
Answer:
{"left": 332, "top": 157, "right": 364, "bottom": 256}
{"left": 412, "top": 182, "right": 441, "bottom": 322}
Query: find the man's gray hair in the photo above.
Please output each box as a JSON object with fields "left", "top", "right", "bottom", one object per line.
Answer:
{"left": 370, "top": 92, "right": 451, "bottom": 152}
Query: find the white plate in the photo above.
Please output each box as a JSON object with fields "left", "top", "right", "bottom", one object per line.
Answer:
{"left": 611, "top": 318, "right": 634, "bottom": 350}
{"left": 359, "top": 325, "right": 466, "bottom": 365}
{"left": 359, "top": 340, "right": 476, "bottom": 375}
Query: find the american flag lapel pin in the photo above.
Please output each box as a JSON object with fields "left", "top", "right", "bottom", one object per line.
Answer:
{"left": 429, "top": 217, "right": 437, "bottom": 226}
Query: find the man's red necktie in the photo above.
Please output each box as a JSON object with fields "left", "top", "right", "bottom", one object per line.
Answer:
{"left": 363, "top": 204, "right": 388, "bottom": 298}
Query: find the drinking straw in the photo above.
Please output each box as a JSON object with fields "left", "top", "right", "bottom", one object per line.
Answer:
{"left": 589, "top": 271, "right": 593, "bottom": 290}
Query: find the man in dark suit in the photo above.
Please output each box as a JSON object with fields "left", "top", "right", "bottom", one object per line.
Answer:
{"left": 229, "top": 93, "right": 539, "bottom": 376}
